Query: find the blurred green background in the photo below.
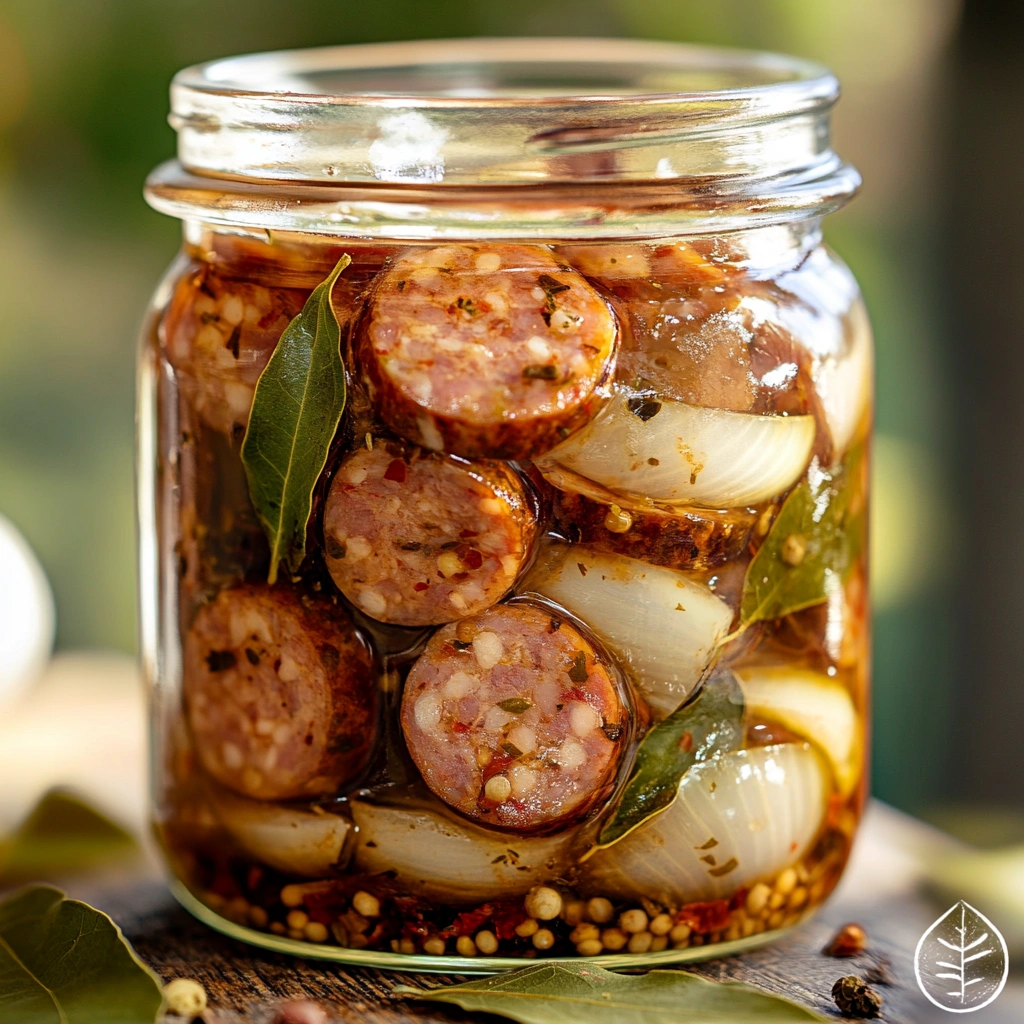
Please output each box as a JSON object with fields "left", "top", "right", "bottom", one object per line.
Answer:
{"left": 0, "top": 0, "right": 1019, "bottom": 818}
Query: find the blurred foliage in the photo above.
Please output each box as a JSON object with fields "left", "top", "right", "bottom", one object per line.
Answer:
{"left": 0, "top": 1, "right": 961, "bottom": 810}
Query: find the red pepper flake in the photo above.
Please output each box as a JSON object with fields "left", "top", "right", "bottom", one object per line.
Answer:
{"left": 452, "top": 722, "right": 470, "bottom": 734}
{"left": 443, "top": 904, "right": 494, "bottom": 938}
{"left": 491, "top": 903, "right": 529, "bottom": 940}
{"left": 677, "top": 899, "right": 731, "bottom": 934}
{"left": 729, "top": 887, "right": 749, "bottom": 911}
{"left": 678, "top": 731, "right": 694, "bottom": 753}
{"left": 459, "top": 528, "right": 479, "bottom": 538}
{"left": 462, "top": 548, "right": 484, "bottom": 570}
{"left": 481, "top": 753, "right": 515, "bottom": 783}
{"left": 413, "top": 581, "right": 429, "bottom": 592}
{"left": 383, "top": 459, "right": 407, "bottom": 483}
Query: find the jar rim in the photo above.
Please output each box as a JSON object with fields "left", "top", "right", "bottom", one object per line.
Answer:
{"left": 152, "top": 38, "right": 859, "bottom": 238}
{"left": 174, "top": 37, "right": 835, "bottom": 107}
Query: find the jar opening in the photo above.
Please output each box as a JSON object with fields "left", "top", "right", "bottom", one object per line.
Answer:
{"left": 151, "top": 38, "right": 859, "bottom": 239}
{"left": 184, "top": 38, "right": 825, "bottom": 100}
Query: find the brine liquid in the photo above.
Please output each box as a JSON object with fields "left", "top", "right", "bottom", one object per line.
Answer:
{"left": 146, "top": 228, "right": 869, "bottom": 961}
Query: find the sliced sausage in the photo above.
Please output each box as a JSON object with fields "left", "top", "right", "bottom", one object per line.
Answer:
{"left": 559, "top": 240, "right": 731, "bottom": 296}
{"left": 401, "top": 601, "right": 631, "bottom": 833}
{"left": 322, "top": 444, "right": 537, "bottom": 626}
{"left": 162, "top": 267, "right": 308, "bottom": 436}
{"left": 184, "top": 584, "right": 377, "bottom": 801}
{"left": 358, "top": 244, "right": 618, "bottom": 459}
{"left": 542, "top": 462, "right": 758, "bottom": 571}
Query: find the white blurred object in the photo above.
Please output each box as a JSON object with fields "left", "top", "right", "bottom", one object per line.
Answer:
{"left": 0, "top": 513, "right": 55, "bottom": 709}
{"left": 0, "top": 651, "right": 146, "bottom": 835}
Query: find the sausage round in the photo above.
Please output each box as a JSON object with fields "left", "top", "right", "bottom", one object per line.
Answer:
{"left": 183, "top": 584, "right": 377, "bottom": 801}
{"left": 322, "top": 444, "right": 537, "bottom": 626}
{"left": 162, "top": 267, "right": 308, "bottom": 436}
{"left": 542, "top": 462, "right": 758, "bottom": 571}
{"left": 358, "top": 244, "right": 618, "bottom": 459}
{"left": 401, "top": 601, "right": 631, "bottom": 833}
{"left": 613, "top": 281, "right": 829, "bottom": 442}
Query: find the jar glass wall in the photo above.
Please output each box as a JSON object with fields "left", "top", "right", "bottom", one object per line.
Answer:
{"left": 139, "top": 40, "right": 870, "bottom": 972}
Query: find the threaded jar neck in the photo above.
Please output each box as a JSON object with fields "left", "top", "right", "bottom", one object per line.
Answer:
{"left": 147, "top": 38, "right": 859, "bottom": 239}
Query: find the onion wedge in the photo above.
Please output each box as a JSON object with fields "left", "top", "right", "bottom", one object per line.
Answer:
{"left": 581, "top": 743, "right": 829, "bottom": 904}
{"left": 544, "top": 391, "right": 815, "bottom": 508}
{"left": 524, "top": 544, "right": 733, "bottom": 718}
{"left": 209, "top": 787, "right": 351, "bottom": 877}
{"left": 735, "top": 665, "right": 862, "bottom": 797}
{"left": 350, "top": 798, "right": 577, "bottom": 903}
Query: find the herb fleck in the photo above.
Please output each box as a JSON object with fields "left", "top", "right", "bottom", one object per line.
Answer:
{"left": 225, "top": 324, "right": 241, "bottom": 360}
{"left": 627, "top": 396, "right": 663, "bottom": 422}
{"left": 707, "top": 857, "right": 739, "bottom": 877}
{"left": 568, "top": 651, "right": 589, "bottom": 683}
{"left": 205, "top": 650, "right": 237, "bottom": 672}
{"left": 498, "top": 697, "right": 533, "bottom": 714}
{"left": 538, "top": 274, "right": 571, "bottom": 295}
{"left": 523, "top": 364, "right": 559, "bottom": 381}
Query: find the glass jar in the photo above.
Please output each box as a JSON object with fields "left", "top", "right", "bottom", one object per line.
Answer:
{"left": 139, "top": 38, "right": 870, "bottom": 972}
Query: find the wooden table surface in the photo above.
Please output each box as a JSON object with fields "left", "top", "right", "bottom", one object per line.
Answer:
{"left": 61, "top": 804, "right": 1020, "bottom": 1024}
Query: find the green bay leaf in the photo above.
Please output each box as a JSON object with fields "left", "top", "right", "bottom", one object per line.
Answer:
{"left": 740, "top": 443, "right": 866, "bottom": 628}
{"left": 0, "top": 789, "right": 139, "bottom": 886}
{"left": 0, "top": 885, "right": 162, "bottom": 1024}
{"left": 397, "top": 962, "right": 827, "bottom": 1023}
{"left": 241, "top": 253, "right": 351, "bottom": 584}
{"left": 594, "top": 670, "right": 744, "bottom": 849}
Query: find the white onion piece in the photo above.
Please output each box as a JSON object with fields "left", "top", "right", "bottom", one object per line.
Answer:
{"left": 736, "top": 665, "right": 862, "bottom": 797}
{"left": 581, "top": 743, "right": 829, "bottom": 905}
{"left": 525, "top": 545, "right": 733, "bottom": 718}
{"left": 210, "top": 788, "right": 351, "bottom": 877}
{"left": 350, "top": 799, "right": 577, "bottom": 903}
{"left": 545, "top": 392, "right": 815, "bottom": 508}
{"left": 814, "top": 300, "right": 872, "bottom": 455}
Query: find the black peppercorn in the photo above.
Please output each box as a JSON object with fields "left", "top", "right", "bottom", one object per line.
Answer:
{"left": 832, "top": 975, "right": 883, "bottom": 1018}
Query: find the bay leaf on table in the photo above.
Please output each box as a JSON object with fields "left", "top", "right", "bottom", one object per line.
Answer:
{"left": 0, "top": 884, "right": 162, "bottom": 1024}
{"left": 397, "top": 962, "right": 827, "bottom": 1023}
{"left": 593, "top": 669, "right": 744, "bottom": 850}
{"left": 0, "top": 788, "right": 138, "bottom": 886}
{"left": 241, "top": 253, "right": 351, "bottom": 584}
{"left": 739, "top": 442, "right": 866, "bottom": 628}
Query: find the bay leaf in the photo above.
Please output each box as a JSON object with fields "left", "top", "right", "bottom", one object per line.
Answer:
{"left": 241, "top": 253, "right": 351, "bottom": 584}
{"left": 593, "top": 670, "right": 744, "bottom": 850}
{"left": 397, "top": 962, "right": 826, "bottom": 1023}
{"left": 0, "top": 885, "right": 162, "bottom": 1024}
{"left": 739, "top": 443, "right": 866, "bottom": 628}
{"left": 0, "top": 789, "right": 138, "bottom": 886}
